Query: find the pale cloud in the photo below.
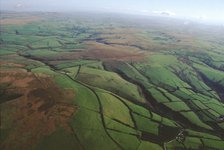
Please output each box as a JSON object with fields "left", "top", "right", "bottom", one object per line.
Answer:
{"left": 153, "top": 10, "right": 176, "bottom": 16}
{"left": 16, "top": 3, "right": 22, "bottom": 7}
{"left": 14, "top": 3, "right": 26, "bottom": 9}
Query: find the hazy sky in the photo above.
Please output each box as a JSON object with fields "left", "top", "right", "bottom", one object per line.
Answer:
{"left": 1, "top": 0, "right": 224, "bottom": 24}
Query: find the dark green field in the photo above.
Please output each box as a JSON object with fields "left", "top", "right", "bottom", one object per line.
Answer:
{"left": 0, "top": 12, "right": 224, "bottom": 150}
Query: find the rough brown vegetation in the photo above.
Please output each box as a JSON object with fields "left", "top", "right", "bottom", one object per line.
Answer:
{"left": 0, "top": 69, "right": 77, "bottom": 150}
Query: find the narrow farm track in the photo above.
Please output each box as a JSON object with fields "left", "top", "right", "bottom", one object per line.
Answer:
{"left": 15, "top": 36, "right": 224, "bottom": 149}
{"left": 61, "top": 70, "right": 177, "bottom": 149}
{"left": 63, "top": 73, "right": 124, "bottom": 150}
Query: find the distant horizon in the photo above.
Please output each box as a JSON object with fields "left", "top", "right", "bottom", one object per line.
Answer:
{"left": 1, "top": 0, "right": 224, "bottom": 25}
{"left": 1, "top": 10, "right": 224, "bottom": 27}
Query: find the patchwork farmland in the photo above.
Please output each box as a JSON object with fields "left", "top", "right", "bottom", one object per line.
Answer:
{"left": 1, "top": 12, "right": 224, "bottom": 150}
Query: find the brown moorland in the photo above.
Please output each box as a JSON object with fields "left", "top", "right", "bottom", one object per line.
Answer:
{"left": 0, "top": 69, "right": 77, "bottom": 150}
